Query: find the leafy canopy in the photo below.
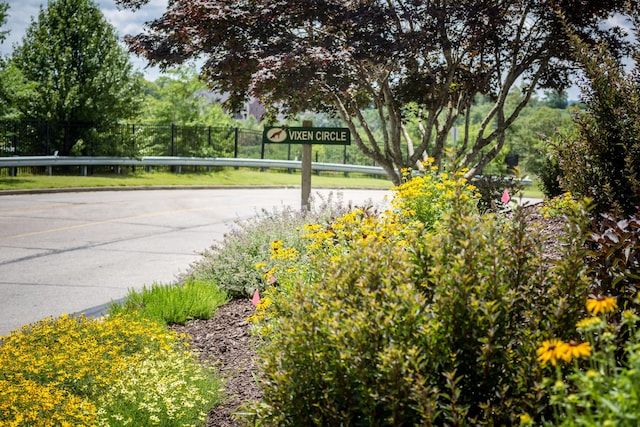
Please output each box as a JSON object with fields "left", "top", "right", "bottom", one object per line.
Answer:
{"left": 140, "top": 65, "right": 236, "bottom": 127}
{"left": 119, "top": 0, "right": 635, "bottom": 184}
{"left": 10, "top": 0, "right": 142, "bottom": 125}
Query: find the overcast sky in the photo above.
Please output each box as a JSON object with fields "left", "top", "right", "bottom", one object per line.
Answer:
{"left": 0, "top": 0, "right": 168, "bottom": 80}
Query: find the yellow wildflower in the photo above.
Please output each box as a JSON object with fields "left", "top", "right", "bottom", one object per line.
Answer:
{"left": 519, "top": 413, "right": 533, "bottom": 425}
{"left": 536, "top": 339, "right": 569, "bottom": 366}
{"left": 586, "top": 295, "right": 617, "bottom": 315}
{"left": 564, "top": 340, "right": 592, "bottom": 361}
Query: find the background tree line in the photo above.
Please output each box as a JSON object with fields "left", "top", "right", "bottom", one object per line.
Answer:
{"left": 0, "top": 0, "right": 635, "bottom": 187}
{"left": 0, "top": 0, "right": 248, "bottom": 155}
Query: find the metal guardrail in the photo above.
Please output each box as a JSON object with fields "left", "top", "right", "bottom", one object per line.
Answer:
{"left": 0, "top": 156, "right": 534, "bottom": 187}
{"left": 0, "top": 155, "right": 388, "bottom": 176}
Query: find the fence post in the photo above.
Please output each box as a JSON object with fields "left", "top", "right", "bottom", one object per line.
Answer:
{"left": 171, "top": 123, "right": 176, "bottom": 157}
{"left": 131, "top": 123, "right": 137, "bottom": 173}
{"left": 233, "top": 127, "right": 239, "bottom": 158}
{"left": 45, "top": 121, "right": 50, "bottom": 155}
{"left": 10, "top": 122, "right": 18, "bottom": 176}
{"left": 12, "top": 122, "right": 18, "bottom": 155}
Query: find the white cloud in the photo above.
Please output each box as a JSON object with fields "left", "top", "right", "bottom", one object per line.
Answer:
{"left": 0, "top": 0, "right": 168, "bottom": 80}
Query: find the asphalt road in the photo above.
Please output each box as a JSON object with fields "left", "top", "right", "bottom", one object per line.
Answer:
{"left": 0, "top": 187, "right": 391, "bottom": 336}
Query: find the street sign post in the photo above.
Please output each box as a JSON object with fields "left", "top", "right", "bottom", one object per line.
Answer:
{"left": 262, "top": 125, "right": 351, "bottom": 210}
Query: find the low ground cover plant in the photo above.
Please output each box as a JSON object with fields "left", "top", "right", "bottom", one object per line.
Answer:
{"left": 0, "top": 312, "right": 222, "bottom": 426}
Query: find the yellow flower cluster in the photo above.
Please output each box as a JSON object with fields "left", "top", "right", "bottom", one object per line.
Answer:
{"left": 247, "top": 295, "right": 274, "bottom": 325}
{"left": 536, "top": 339, "right": 592, "bottom": 366}
{"left": 95, "top": 347, "right": 215, "bottom": 426}
{"left": 585, "top": 295, "right": 617, "bottom": 315}
{"left": 302, "top": 207, "right": 411, "bottom": 254}
{"left": 0, "top": 377, "right": 98, "bottom": 426}
{"left": 539, "top": 192, "right": 580, "bottom": 219}
{"left": 537, "top": 296, "right": 620, "bottom": 367}
{"left": 270, "top": 239, "right": 299, "bottom": 261}
{"left": 391, "top": 163, "right": 479, "bottom": 229}
{"left": 0, "top": 313, "right": 217, "bottom": 426}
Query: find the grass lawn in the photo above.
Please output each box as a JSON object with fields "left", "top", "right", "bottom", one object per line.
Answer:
{"left": 0, "top": 168, "right": 393, "bottom": 190}
{"left": 0, "top": 167, "right": 545, "bottom": 198}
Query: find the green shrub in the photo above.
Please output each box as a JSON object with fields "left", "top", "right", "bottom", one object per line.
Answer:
{"left": 109, "top": 278, "right": 230, "bottom": 325}
{"left": 251, "top": 224, "right": 432, "bottom": 426}
{"left": 411, "top": 206, "right": 589, "bottom": 424}
{"left": 551, "top": 34, "right": 640, "bottom": 216}
{"left": 245, "top": 199, "right": 592, "bottom": 425}
{"left": 538, "top": 151, "right": 565, "bottom": 199}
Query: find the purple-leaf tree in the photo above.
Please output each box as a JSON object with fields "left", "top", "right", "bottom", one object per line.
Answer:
{"left": 117, "top": 0, "right": 636, "bottom": 185}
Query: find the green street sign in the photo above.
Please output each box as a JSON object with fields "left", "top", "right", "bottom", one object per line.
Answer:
{"left": 263, "top": 126, "right": 351, "bottom": 145}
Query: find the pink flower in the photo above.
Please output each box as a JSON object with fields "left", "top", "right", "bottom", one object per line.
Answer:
{"left": 501, "top": 189, "right": 510, "bottom": 204}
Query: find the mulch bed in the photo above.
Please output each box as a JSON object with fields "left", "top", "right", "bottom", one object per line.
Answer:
{"left": 171, "top": 299, "right": 262, "bottom": 427}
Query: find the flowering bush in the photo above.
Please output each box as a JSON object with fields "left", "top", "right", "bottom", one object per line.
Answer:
{"left": 244, "top": 188, "right": 592, "bottom": 425}
{"left": 540, "top": 192, "right": 582, "bottom": 219}
{"left": 0, "top": 377, "right": 97, "bottom": 427}
{"left": 251, "top": 220, "right": 431, "bottom": 426}
{"left": 187, "top": 192, "right": 355, "bottom": 297}
{"left": 391, "top": 163, "right": 479, "bottom": 229}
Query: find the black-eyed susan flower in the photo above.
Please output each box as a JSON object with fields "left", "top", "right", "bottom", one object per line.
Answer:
{"left": 586, "top": 295, "right": 617, "bottom": 315}
{"left": 536, "top": 338, "right": 569, "bottom": 366}
{"left": 564, "top": 340, "right": 592, "bottom": 361}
